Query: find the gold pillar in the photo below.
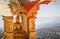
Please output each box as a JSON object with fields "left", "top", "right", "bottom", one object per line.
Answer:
{"left": 3, "top": 16, "right": 14, "bottom": 39}
{"left": 28, "top": 12, "right": 37, "bottom": 39}
{"left": 28, "top": 5, "right": 39, "bottom": 39}
{"left": 20, "top": 13, "right": 28, "bottom": 33}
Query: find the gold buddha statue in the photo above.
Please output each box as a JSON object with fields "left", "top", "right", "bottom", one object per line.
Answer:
{"left": 14, "top": 15, "right": 26, "bottom": 39}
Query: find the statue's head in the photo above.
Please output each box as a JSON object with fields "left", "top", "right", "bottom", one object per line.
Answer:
{"left": 14, "top": 22, "right": 22, "bottom": 31}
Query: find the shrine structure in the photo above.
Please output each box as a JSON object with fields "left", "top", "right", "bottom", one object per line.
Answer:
{"left": 0, "top": 0, "right": 54, "bottom": 39}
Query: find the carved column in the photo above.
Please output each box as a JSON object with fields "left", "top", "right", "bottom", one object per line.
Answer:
{"left": 20, "top": 13, "right": 28, "bottom": 33}
{"left": 3, "top": 16, "right": 14, "bottom": 39}
{"left": 28, "top": 12, "right": 37, "bottom": 39}
{"left": 28, "top": 5, "right": 39, "bottom": 39}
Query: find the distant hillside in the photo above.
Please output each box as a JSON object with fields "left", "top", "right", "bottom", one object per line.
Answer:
{"left": 0, "top": 27, "right": 3, "bottom": 39}
{"left": 36, "top": 25, "right": 60, "bottom": 39}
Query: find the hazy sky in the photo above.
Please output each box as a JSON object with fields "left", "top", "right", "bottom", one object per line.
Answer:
{"left": 0, "top": 0, "right": 60, "bottom": 29}
{"left": 35, "top": 0, "right": 60, "bottom": 29}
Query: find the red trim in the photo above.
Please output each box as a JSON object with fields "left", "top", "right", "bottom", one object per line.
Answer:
{"left": 22, "top": 1, "right": 39, "bottom": 12}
